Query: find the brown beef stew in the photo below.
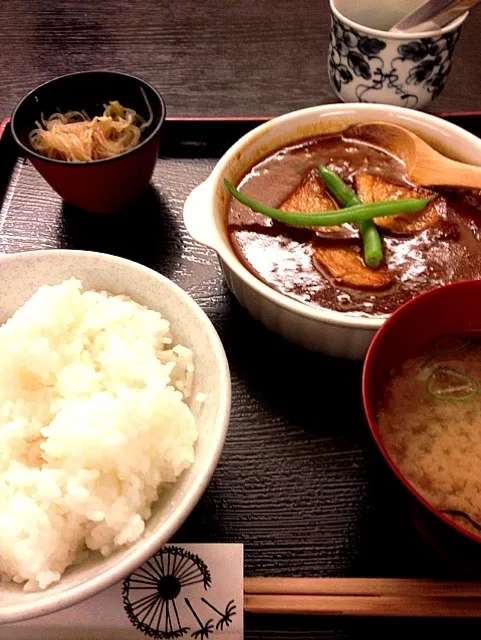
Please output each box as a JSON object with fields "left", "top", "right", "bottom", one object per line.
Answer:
{"left": 227, "top": 132, "right": 481, "bottom": 317}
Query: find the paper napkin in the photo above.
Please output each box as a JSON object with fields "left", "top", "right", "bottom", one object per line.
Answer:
{"left": 4, "top": 543, "right": 244, "bottom": 640}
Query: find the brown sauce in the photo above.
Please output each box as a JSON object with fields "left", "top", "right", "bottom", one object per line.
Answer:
{"left": 227, "top": 133, "right": 481, "bottom": 317}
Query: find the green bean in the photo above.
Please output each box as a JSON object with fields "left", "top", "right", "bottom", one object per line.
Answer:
{"left": 318, "top": 166, "right": 383, "bottom": 268}
{"left": 317, "top": 166, "right": 360, "bottom": 208}
{"left": 224, "top": 179, "right": 432, "bottom": 227}
{"left": 357, "top": 222, "right": 384, "bottom": 268}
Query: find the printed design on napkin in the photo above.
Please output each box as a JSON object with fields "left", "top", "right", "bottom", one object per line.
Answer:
{"left": 122, "top": 545, "right": 237, "bottom": 639}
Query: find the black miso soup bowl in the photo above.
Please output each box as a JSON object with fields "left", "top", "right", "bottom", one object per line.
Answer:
{"left": 11, "top": 71, "right": 166, "bottom": 212}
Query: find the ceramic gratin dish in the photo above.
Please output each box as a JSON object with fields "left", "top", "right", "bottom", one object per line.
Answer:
{"left": 0, "top": 250, "right": 231, "bottom": 624}
{"left": 183, "top": 103, "right": 481, "bottom": 359}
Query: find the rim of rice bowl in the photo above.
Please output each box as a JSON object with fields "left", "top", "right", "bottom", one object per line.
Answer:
{"left": 0, "top": 250, "right": 230, "bottom": 623}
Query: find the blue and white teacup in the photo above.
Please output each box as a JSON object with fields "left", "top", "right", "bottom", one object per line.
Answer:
{"left": 328, "top": 0, "right": 468, "bottom": 109}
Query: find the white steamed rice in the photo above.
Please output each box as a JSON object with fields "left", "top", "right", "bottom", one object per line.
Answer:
{"left": 0, "top": 278, "right": 197, "bottom": 590}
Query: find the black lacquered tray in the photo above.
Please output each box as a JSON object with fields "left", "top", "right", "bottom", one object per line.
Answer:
{"left": 2, "top": 114, "right": 481, "bottom": 638}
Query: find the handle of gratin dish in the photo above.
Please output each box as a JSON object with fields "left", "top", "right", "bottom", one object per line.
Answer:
{"left": 0, "top": 118, "right": 9, "bottom": 141}
{"left": 183, "top": 180, "right": 220, "bottom": 251}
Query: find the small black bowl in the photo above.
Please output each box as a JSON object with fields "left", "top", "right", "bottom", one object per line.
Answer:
{"left": 11, "top": 70, "right": 166, "bottom": 212}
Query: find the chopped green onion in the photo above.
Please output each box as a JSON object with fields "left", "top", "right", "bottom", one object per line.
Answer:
{"left": 434, "top": 337, "right": 470, "bottom": 352}
{"left": 426, "top": 366, "right": 478, "bottom": 401}
{"left": 441, "top": 510, "right": 481, "bottom": 532}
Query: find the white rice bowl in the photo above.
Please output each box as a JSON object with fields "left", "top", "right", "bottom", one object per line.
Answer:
{"left": 0, "top": 277, "right": 198, "bottom": 591}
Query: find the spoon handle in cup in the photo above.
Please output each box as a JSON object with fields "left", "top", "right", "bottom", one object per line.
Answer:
{"left": 390, "top": 0, "right": 480, "bottom": 33}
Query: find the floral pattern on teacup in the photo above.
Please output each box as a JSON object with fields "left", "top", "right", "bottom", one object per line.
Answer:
{"left": 328, "top": 15, "right": 461, "bottom": 108}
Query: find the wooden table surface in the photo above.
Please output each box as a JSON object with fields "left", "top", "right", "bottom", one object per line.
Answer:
{"left": 2, "top": 2, "right": 481, "bottom": 639}
{"left": 1, "top": 0, "right": 480, "bottom": 119}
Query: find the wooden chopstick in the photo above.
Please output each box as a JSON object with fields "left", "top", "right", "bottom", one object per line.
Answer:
{"left": 245, "top": 577, "right": 481, "bottom": 597}
{"left": 244, "top": 578, "right": 481, "bottom": 617}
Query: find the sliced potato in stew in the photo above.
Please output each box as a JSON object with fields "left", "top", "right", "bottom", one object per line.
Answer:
{"left": 313, "top": 244, "right": 393, "bottom": 290}
{"left": 280, "top": 170, "right": 356, "bottom": 239}
{"left": 355, "top": 174, "right": 441, "bottom": 234}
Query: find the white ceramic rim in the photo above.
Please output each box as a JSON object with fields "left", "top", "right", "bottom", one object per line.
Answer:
{"left": 329, "top": 0, "right": 468, "bottom": 39}
{"left": 199, "top": 103, "right": 481, "bottom": 331}
{"left": 0, "top": 249, "right": 231, "bottom": 624}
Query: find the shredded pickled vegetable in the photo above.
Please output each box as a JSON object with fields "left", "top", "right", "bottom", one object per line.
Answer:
{"left": 29, "top": 101, "right": 152, "bottom": 162}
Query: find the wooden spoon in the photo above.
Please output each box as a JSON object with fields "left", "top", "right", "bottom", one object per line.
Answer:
{"left": 344, "top": 121, "right": 481, "bottom": 189}
{"left": 390, "top": 0, "right": 480, "bottom": 33}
